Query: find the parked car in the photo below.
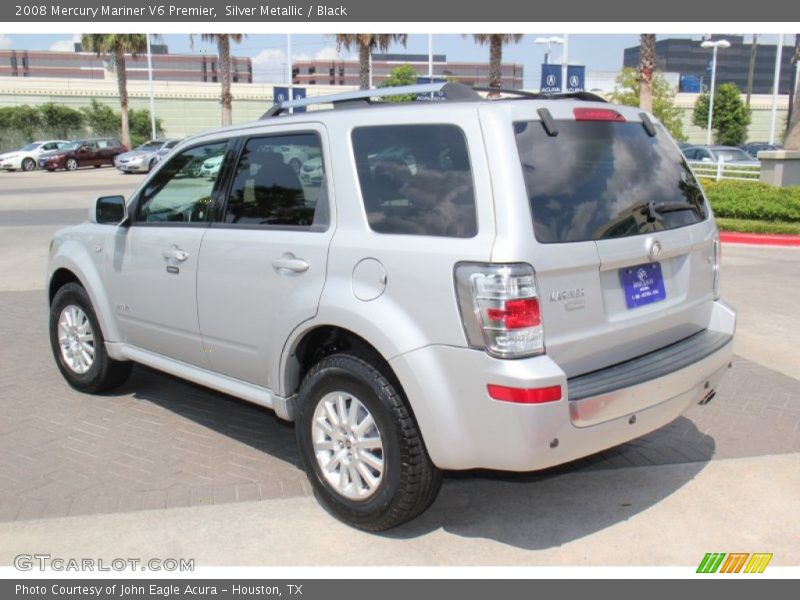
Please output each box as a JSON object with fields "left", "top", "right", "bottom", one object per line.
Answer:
{"left": 740, "top": 142, "right": 782, "bottom": 159}
{"left": 0, "top": 140, "right": 69, "bottom": 171}
{"left": 299, "top": 156, "right": 322, "bottom": 185}
{"left": 682, "top": 145, "right": 760, "bottom": 166}
{"left": 200, "top": 153, "right": 224, "bottom": 179}
{"left": 115, "top": 139, "right": 180, "bottom": 173}
{"left": 153, "top": 138, "right": 182, "bottom": 165}
{"left": 39, "top": 138, "right": 128, "bottom": 171}
{"left": 46, "top": 83, "right": 735, "bottom": 531}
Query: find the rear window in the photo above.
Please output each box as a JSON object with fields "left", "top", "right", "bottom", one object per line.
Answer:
{"left": 352, "top": 124, "right": 477, "bottom": 238}
{"left": 514, "top": 120, "right": 707, "bottom": 243}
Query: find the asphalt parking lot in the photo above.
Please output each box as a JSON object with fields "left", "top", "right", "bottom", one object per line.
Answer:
{"left": 0, "top": 167, "right": 798, "bottom": 565}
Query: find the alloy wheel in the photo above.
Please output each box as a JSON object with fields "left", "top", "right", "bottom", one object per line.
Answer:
{"left": 311, "top": 391, "right": 385, "bottom": 500}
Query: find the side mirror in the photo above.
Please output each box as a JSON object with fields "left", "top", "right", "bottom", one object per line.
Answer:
{"left": 92, "top": 195, "right": 128, "bottom": 225}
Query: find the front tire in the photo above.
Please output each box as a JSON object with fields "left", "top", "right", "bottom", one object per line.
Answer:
{"left": 65, "top": 158, "right": 78, "bottom": 171}
{"left": 21, "top": 158, "right": 35, "bottom": 171}
{"left": 295, "top": 353, "right": 442, "bottom": 531}
{"left": 49, "top": 283, "right": 132, "bottom": 393}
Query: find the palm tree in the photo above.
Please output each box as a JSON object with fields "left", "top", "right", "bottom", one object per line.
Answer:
{"left": 80, "top": 34, "right": 150, "bottom": 149}
{"left": 335, "top": 35, "right": 408, "bottom": 90}
{"left": 786, "top": 38, "right": 800, "bottom": 150}
{"left": 639, "top": 34, "right": 656, "bottom": 113}
{"left": 191, "top": 34, "right": 245, "bottom": 126}
{"left": 471, "top": 34, "right": 523, "bottom": 89}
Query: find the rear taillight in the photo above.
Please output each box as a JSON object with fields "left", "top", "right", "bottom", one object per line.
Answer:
{"left": 455, "top": 263, "right": 544, "bottom": 358}
{"left": 573, "top": 107, "right": 626, "bottom": 122}
{"left": 712, "top": 231, "right": 721, "bottom": 299}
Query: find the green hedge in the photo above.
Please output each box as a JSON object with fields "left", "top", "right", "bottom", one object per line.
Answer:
{"left": 701, "top": 179, "right": 800, "bottom": 223}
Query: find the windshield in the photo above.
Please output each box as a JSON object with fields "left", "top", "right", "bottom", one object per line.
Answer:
{"left": 137, "top": 141, "right": 164, "bottom": 151}
{"left": 20, "top": 143, "right": 40, "bottom": 151}
{"left": 514, "top": 120, "right": 707, "bottom": 243}
{"left": 714, "top": 148, "right": 752, "bottom": 162}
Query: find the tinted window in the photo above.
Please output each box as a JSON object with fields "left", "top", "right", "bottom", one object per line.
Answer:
{"left": 224, "top": 134, "right": 325, "bottom": 227}
{"left": 514, "top": 120, "right": 707, "bottom": 243}
{"left": 351, "top": 124, "right": 477, "bottom": 238}
{"left": 136, "top": 140, "right": 228, "bottom": 224}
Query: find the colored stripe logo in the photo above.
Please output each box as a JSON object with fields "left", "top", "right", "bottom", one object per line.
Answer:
{"left": 697, "top": 553, "right": 773, "bottom": 573}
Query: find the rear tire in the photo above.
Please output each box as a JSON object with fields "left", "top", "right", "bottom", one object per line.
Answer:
{"left": 295, "top": 353, "right": 442, "bottom": 531}
{"left": 49, "top": 282, "right": 132, "bottom": 394}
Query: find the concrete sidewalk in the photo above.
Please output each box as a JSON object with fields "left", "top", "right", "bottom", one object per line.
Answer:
{"left": 1, "top": 453, "right": 797, "bottom": 567}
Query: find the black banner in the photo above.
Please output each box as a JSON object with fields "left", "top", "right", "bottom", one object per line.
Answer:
{"left": 3, "top": 579, "right": 797, "bottom": 600}
{"left": 1, "top": 0, "right": 788, "bottom": 22}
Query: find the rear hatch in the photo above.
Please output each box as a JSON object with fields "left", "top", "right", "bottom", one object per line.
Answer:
{"left": 485, "top": 101, "right": 718, "bottom": 377}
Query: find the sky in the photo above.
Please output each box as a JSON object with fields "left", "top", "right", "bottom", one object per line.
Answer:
{"left": 0, "top": 33, "right": 790, "bottom": 88}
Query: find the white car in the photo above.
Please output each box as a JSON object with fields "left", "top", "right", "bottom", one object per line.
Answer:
{"left": 0, "top": 140, "right": 69, "bottom": 172}
{"left": 200, "top": 154, "right": 224, "bottom": 179}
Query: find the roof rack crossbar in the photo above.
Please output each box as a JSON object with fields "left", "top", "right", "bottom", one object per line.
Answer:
{"left": 261, "top": 82, "right": 481, "bottom": 119}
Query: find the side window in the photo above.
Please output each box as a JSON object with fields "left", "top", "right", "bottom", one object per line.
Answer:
{"left": 223, "top": 133, "right": 326, "bottom": 227}
{"left": 97, "top": 140, "right": 110, "bottom": 149}
{"left": 351, "top": 124, "right": 477, "bottom": 237}
{"left": 43, "top": 143, "right": 56, "bottom": 151}
{"left": 683, "top": 148, "right": 696, "bottom": 160}
{"left": 136, "top": 140, "right": 228, "bottom": 224}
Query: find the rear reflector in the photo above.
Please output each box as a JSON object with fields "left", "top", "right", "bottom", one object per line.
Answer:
{"left": 573, "top": 108, "right": 626, "bottom": 122}
{"left": 487, "top": 384, "right": 562, "bottom": 404}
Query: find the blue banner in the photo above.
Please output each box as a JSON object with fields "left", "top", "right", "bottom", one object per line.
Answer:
{"left": 415, "top": 77, "right": 447, "bottom": 101}
{"left": 566, "top": 65, "right": 586, "bottom": 92}
{"left": 540, "top": 64, "right": 562, "bottom": 93}
{"left": 273, "top": 86, "right": 307, "bottom": 112}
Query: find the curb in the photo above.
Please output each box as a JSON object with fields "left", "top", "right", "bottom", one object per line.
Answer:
{"left": 720, "top": 232, "right": 800, "bottom": 247}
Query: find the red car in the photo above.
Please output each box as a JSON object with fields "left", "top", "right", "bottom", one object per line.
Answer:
{"left": 39, "top": 137, "right": 128, "bottom": 171}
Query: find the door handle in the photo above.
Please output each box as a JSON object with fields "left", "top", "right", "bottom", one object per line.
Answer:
{"left": 272, "top": 256, "right": 309, "bottom": 273}
{"left": 162, "top": 245, "right": 189, "bottom": 262}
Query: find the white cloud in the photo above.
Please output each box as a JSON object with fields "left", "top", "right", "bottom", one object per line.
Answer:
{"left": 0, "top": 34, "right": 12, "bottom": 50}
{"left": 252, "top": 48, "right": 288, "bottom": 84}
{"left": 314, "top": 46, "right": 342, "bottom": 61}
{"left": 49, "top": 34, "right": 81, "bottom": 52}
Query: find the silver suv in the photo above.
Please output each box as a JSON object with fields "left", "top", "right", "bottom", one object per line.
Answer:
{"left": 46, "top": 84, "right": 735, "bottom": 530}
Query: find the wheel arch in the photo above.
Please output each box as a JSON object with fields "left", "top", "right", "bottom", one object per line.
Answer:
{"left": 48, "top": 247, "right": 121, "bottom": 343}
{"left": 283, "top": 324, "right": 403, "bottom": 400}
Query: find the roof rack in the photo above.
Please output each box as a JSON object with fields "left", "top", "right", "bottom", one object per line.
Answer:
{"left": 259, "top": 82, "right": 607, "bottom": 119}
{"left": 261, "top": 82, "right": 480, "bottom": 119}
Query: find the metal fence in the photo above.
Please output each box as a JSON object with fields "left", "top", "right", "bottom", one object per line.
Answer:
{"left": 687, "top": 158, "right": 760, "bottom": 182}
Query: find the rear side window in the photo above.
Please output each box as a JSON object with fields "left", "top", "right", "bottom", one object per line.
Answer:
{"left": 223, "top": 133, "right": 326, "bottom": 228}
{"left": 352, "top": 124, "right": 477, "bottom": 238}
{"left": 514, "top": 120, "right": 707, "bottom": 243}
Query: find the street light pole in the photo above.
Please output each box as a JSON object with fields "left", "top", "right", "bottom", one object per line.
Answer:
{"left": 146, "top": 33, "right": 156, "bottom": 140}
{"left": 769, "top": 33, "right": 784, "bottom": 145}
{"left": 701, "top": 39, "right": 730, "bottom": 146}
{"left": 287, "top": 34, "right": 293, "bottom": 114}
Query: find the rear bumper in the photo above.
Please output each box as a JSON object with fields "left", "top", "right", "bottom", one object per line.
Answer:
{"left": 390, "top": 300, "right": 735, "bottom": 471}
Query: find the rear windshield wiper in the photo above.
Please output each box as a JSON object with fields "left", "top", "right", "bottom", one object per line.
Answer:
{"left": 639, "top": 201, "right": 700, "bottom": 221}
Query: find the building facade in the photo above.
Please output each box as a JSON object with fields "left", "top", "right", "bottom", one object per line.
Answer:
{"left": 623, "top": 35, "right": 796, "bottom": 95}
{"left": 292, "top": 53, "right": 525, "bottom": 88}
{"left": 0, "top": 44, "right": 252, "bottom": 83}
